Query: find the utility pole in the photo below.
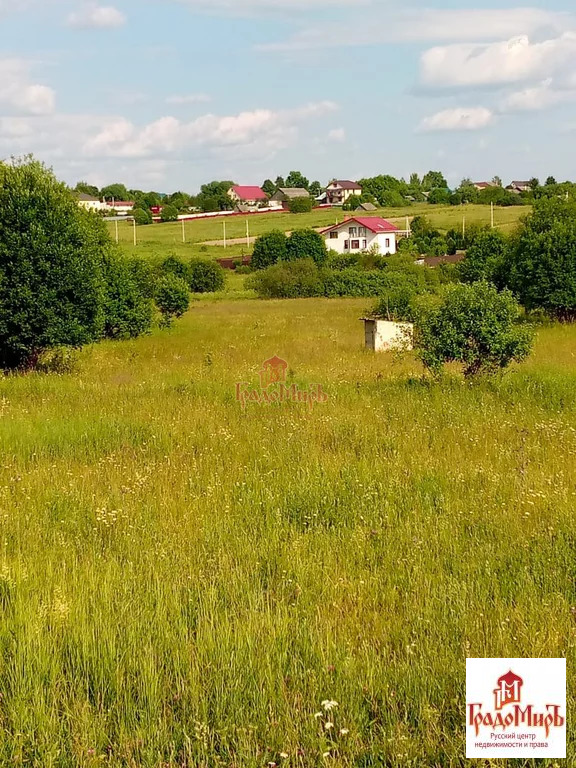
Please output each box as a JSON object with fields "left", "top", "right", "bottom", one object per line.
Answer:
{"left": 246, "top": 218, "right": 250, "bottom": 248}
{"left": 115, "top": 219, "right": 119, "bottom": 244}
{"left": 491, "top": 202, "right": 494, "bottom": 229}
{"left": 462, "top": 216, "right": 466, "bottom": 238}
{"left": 182, "top": 218, "right": 186, "bottom": 244}
{"left": 223, "top": 220, "right": 227, "bottom": 249}
{"left": 133, "top": 217, "right": 137, "bottom": 246}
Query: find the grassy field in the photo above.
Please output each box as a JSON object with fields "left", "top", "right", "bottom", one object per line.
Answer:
{"left": 109, "top": 204, "right": 529, "bottom": 261}
{"left": 0, "top": 296, "right": 574, "bottom": 766}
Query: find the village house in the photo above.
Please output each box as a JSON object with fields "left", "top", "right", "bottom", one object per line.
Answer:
{"left": 106, "top": 200, "right": 135, "bottom": 216}
{"left": 506, "top": 181, "right": 532, "bottom": 194}
{"left": 76, "top": 193, "right": 106, "bottom": 212}
{"left": 321, "top": 216, "right": 398, "bottom": 255}
{"left": 473, "top": 182, "right": 497, "bottom": 191}
{"left": 325, "top": 180, "right": 362, "bottom": 206}
{"left": 269, "top": 188, "right": 310, "bottom": 209}
{"left": 228, "top": 185, "right": 268, "bottom": 209}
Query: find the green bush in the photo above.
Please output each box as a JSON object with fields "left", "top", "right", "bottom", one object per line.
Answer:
{"left": 251, "top": 230, "right": 288, "bottom": 270}
{"left": 322, "top": 269, "right": 393, "bottom": 297}
{"left": 160, "top": 204, "right": 179, "bottom": 223}
{"left": 188, "top": 259, "right": 225, "bottom": 293}
{"left": 101, "top": 253, "right": 154, "bottom": 339}
{"left": 158, "top": 254, "right": 191, "bottom": 283}
{"left": 288, "top": 196, "right": 313, "bottom": 213}
{"left": 246, "top": 259, "right": 323, "bottom": 298}
{"left": 286, "top": 229, "right": 328, "bottom": 265}
{"left": 413, "top": 281, "right": 533, "bottom": 378}
{"left": 0, "top": 158, "right": 109, "bottom": 369}
{"left": 155, "top": 274, "right": 190, "bottom": 326}
{"left": 460, "top": 229, "right": 509, "bottom": 285}
{"left": 133, "top": 208, "right": 152, "bottom": 225}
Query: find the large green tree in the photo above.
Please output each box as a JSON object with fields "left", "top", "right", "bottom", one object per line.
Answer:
{"left": 285, "top": 170, "right": 309, "bottom": 190}
{"left": 422, "top": 171, "right": 448, "bottom": 191}
{"left": 101, "top": 183, "right": 130, "bottom": 201}
{"left": 195, "top": 181, "right": 234, "bottom": 212}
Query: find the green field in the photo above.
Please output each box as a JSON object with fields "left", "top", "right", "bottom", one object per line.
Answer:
{"left": 108, "top": 204, "right": 529, "bottom": 261}
{"left": 1, "top": 295, "right": 574, "bottom": 766}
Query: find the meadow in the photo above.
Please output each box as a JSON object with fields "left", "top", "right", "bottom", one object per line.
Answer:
{"left": 108, "top": 204, "right": 528, "bottom": 261}
{"left": 0, "top": 294, "right": 574, "bottom": 766}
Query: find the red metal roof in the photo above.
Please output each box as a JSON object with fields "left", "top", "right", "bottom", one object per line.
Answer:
{"left": 321, "top": 216, "right": 399, "bottom": 235}
{"left": 231, "top": 185, "right": 268, "bottom": 200}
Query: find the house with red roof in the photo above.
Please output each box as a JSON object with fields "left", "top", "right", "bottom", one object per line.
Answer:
{"left": 321, "top": 217, "right": 398, "bottom": 255}
{"left": 325, "top": 179, "right": 362, "bottom": 206}
{"left": 228, "top": 185, "right": 268, "bottom": 210}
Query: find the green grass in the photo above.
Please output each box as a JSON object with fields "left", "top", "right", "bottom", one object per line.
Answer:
{"left": 109, "top": 204, "right": 529, "bottom": 261}
{"left": 1, "top": 298, "right": 572, "bottom": 766}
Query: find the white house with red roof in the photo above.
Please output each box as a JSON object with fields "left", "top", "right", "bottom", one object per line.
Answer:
{"left": 228, "top": 185, "right": 268, "bottom": 208}
{"left": 325, "top": 180, "right": 362, "bottom": 206}
{"left": 322, "top": 217, "right": 398, "bottom": 255}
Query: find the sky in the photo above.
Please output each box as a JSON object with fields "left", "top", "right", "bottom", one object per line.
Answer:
{"left": 1, "top": 0, "right": 576, "bottom": 192}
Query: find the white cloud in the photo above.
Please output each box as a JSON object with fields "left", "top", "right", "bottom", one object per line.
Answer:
{"left": 0, "top": 59, "right": 55, "bottom": 116}
{"left": 327, "top": 127, "right": 346, "bottom": 142}
{"left": 420, "top": 33, "right": 576, "bottom": 90}
{"left": 80, "top": 101, "right": 338, "bottom": 159}
{"left": 259, "top": 8, "right": 574, "bottom": 51}
{"left": 499, "top": 79, "right": 576, "bottom": 112}
{"left": 166, "top": 93, "right": 212, "bottom": 105}
{"left": 67, "top": 3, "right": 126, "bottom": 29}
{"left": 419, "top": 107, "right": 494, "bottom": 133}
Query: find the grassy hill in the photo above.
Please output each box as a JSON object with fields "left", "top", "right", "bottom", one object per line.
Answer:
{"left": 1, "top": 296, "right": 574, "bottom": 765}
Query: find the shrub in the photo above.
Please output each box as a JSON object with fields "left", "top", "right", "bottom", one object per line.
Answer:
{"left": 127, "top": 258, "right": 157, "bottom": 299}
{"left": 251, "top": 230, "right": 288, "bottom": 270}
{"left": 155, "top": 274, "right": 190, "bottom": 326}
{"left": 460, "top": 229, "right": 509, "bottom": 285}
{"left": 288, "top": 196, "right": 313, "bottom": 214}
{"left": 413, "top": 281, "right": 533, "bottom": 378}
{"left": 160, "top": 204, "right": 179, "bottom": 223}
{"left": 188, "top": 259, "right": 225, "bottom": 293}
{"left": 286, "top": 229, "right": 328, "bottom": 265}
{"left": 322, "top": 269, "right": 394, "bottom": 297}
{"left": 100, "top": 253, "right": 155, "bottom": 339}
{"left": 247, "top": 259, "right": 323, "bottom": 298}
{"left": 158, "top": 254, "right": 191, "bottom": 283}
{"left": 0, "top": 157, "right": 108, "bottom": 369}
{"left": 133, "top": 208, "right": 152, "bottom": 225}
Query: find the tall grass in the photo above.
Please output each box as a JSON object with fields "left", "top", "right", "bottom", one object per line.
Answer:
{"left": 0, "top": 298, "right": 573, "bottom": 766}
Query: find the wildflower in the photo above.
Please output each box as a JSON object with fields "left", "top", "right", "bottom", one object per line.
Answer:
{"left": 323, "top": 751, "right": 331, "bottom": 758}
{"left": 280, "top": 753, "right": 289, "bottom": 759}
{"left": 339, "top": 728, "right": 349, "bottom": 735}
{"left": 321, "top": 699, "right": 338, "bottom": 711}
{"left": 324, "top": 722, "right": 334, "bottom": 730}
{"left": 314, "top": 711, "right": 323, "bottom": 719}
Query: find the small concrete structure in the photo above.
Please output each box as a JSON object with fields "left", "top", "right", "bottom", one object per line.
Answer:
{"left": 361, "top": 318, "right": 413, "bottom": 352}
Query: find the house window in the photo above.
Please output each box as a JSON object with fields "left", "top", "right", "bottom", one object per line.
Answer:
{"left": 362, "top": 239, "right": 367, "bottom": 249}
{"left": 358, "top": 227, "right": 367, "bottom": 237}
{"left": 385, "top": 238, "right": 390, "bottom": 248}
{"left": 349, "top": 227, "right": 357, "bottom": 237}
{"left": 350, "top": 240, "right": 360, "bottom": 250}
{"left": 329, "top": 231, "right": 338, "bottom": 239}
{"left": 344, "top": 240, "right": 349, "bottom": 250}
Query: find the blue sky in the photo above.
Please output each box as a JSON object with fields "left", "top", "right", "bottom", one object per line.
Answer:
{"left": 1, "top": 0, "right": 576, "bottom": 192}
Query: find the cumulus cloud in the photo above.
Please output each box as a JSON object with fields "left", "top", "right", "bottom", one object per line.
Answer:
{"left": 327, "top": 128, "right": 346, "bottom": 142}
{"left": 166, "top": 93, "right": 212, "bottom": 105}
{"left": 67, "top": 3, "right": 126, "bottom": 29}
{"left": 259, "top": 8, "right": 574, "bottom": 51}
{"left": 419, "top": 107, "right": 494, "bottom": 133}
{"left": 420, "top": 33, "right": 576, "bottom": 90}
{"left": 0, "top": 59, "right": 55, "bottom": 115}
{"left": 499, "top": 79, "right": 576, "bottom": 113}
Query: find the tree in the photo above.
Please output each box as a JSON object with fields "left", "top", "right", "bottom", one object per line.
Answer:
{"left": 75, "top": 181, "right": 99, "bottom": 197}
{"left": 155, "top": 274, "right": 190, "bottom": 327}
{"left": 133, "top": 208, "right": 152, "bottom": 225}
{"left": 428, "top": 188, "right": 452, "bottom": 205}
{"left": 422, "top": 171, "right": 448, "bottom": 191}
{"left": 262, "top": 179, "right": 276, "bottom": 196}
{"left": 505, "top": 198, "right": 576, "bottom": 319}
{"left": 492, "top": 176, "right": 503, "bottom": 187}
{"left": 196, "top": 181, "right": 234, "bottom": 212}
{"left": 188, "top": 259, "right": 225, "bottom": 293}
{"left": 274, "top": 176, "right": 285, "bottom": 189}
{"left": 285, "top": 170, "right": 309, "bottom": 190}
{"left": 0, "top": 157, "right": 154, "bottom": 369}
{"left": 100, "top": 253, "right": 154, "bottom": 339}
{"left": 288, "top": 196, "right": 313, "bottom": 214}
{"left": 101, "top": 183, "right": 129, "bottom": 201}
{"left": 414, "top": 281, "right": 533, "bottom": 378}
{"left": 459, "top": 229, "right": 508, "bottom": 285}
{"left": 545, "top": 176, "right": 557, "bottom": 186}
{"left": 286, "top": 229, "right": 328, "bottom": 265}
{"left": 309, "top": 180, "right": 322, "bottom": 198}
{"left": 529, "top": 177, "right": 540, "bottom": 191}
{"left": 251, "top": 230, "right": 288, "bottom": 270}
{"left": 358, "top": 175, "right": 408, "bottom": 206}
{"left": 160, "top": 204, "right": 179, "bottom": 222}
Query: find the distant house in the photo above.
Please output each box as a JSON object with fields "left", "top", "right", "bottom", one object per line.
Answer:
{"left": 473, "top": 182, "right": 496, "bottom": 191}
{"left": 356, "top": 201, "right": 377, "bottom": 212}
{"left": 506, "top": 181, "right": 531, "bottom": 194}
{"left": 269, "top": 187, "right": 310, "bottom": 209}
{"left": 228, "top": 185, "right": 268, "bottom": 209}
{"left": 321, "top": 216, "right": 398, "bottom": 255}
{"left": 106, "top": 201, "right": 135, "bottom": 216}
{"left": 325, "top": 180, "right": 362, "bottom": 206}
{"left": 76, "top": 193, "right": 106, "bottom": 212}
